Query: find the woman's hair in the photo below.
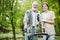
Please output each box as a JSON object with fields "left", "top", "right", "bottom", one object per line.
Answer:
{"left": 42, "top": 2, "right": 49, "bottom": 9}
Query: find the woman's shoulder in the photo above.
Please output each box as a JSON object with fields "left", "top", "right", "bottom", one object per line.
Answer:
{"left": 41, "top": 12, "right": 45, "bottom": 14}
{"left": 41, "top": 12, "right": 46, "bottom": 16}
{"left": 49, "top": 11, "right": 54, "bottom": 13}
{"left": 49, "top": 11, "right": 55, "bottom": 17}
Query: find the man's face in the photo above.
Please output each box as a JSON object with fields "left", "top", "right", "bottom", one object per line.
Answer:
{"left": 32, "top": 4, "right": 38, "bottom": 11}
{"left": 33, "top": 4, "right": 38, "bottom": 8}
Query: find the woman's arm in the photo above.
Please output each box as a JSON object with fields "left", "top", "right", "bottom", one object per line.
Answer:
{"left": 41, "top": 11, "right": 55, "bottom": 33}
{"left": 41, "top": 22, "right": 45, "bottom": 32}
{"left": 42, "top": 11, "right": 56, "bottom": 24}
{"left": 23, "top": 11, "right": 29, "bottom": 30}
{"left": 43, "top": 19, "right": 55, "bottom": 24}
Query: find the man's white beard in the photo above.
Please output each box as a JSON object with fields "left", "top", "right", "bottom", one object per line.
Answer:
{"left": 32, "top": 7, "right": 38, "bottom": 11}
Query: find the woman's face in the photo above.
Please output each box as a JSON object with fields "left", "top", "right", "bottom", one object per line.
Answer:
{"left": 42, "top": 4, "right": 48, "bottom": 11}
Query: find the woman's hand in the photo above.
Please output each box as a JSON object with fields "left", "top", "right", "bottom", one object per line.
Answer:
{"left": 42, "top": 28, "right": 45, "bottom": 33}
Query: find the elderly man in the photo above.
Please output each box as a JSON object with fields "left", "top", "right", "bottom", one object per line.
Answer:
{"left": 23, "top": 1, "right": 41, "bottom": 40}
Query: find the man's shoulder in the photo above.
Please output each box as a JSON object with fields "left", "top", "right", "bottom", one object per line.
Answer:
{"left": 25, "top": 9, "right": 31, "bottom": 15}
{"left": 26, "top": 9, "right": 31, "bottom": 12}
{"left": 25, "top": 9, "right": 32, "bottom": 16}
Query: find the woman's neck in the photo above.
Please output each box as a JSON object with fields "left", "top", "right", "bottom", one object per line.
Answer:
{"left": 45, "top": 10, "right": 49, "bottom": 13}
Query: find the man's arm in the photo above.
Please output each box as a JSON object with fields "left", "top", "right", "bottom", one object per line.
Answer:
{"left": 23, "top": 11, "right": 29, "bottom": 30}
{"left": 24, "top": 23, "right": 27, "bottom": 30}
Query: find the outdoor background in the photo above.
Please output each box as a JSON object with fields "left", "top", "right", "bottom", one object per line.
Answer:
{"left": 0, "top": 0, "right": 60, "bottom": 40}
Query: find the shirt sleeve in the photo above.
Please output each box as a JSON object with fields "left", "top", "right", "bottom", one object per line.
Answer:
{"left": 23, "top": 10, "right": 29, "bottom": 24}
{"left": 50, "top": 11, "right": 56, "bottom": 20}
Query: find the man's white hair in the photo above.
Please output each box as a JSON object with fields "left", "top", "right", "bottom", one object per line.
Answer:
{"left": 32, "top": 1, "right": 38, "bottom": 11}
{"left": 32, "top": 1, "right": 38, "bottom": 6}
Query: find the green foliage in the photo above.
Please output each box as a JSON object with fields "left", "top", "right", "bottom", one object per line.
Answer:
{"left": 0, "top": 0, "right": 60, "bottom": 36}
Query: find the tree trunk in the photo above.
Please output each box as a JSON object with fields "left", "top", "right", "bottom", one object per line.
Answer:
{"left": 58, "top": 0, "right": 60, "bottom": 14}
{"left": 11, "top": 0, "right": 16, "bottom": 40}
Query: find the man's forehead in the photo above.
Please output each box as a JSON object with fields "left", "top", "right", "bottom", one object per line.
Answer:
{"left": 32, "top": 1, "right": 38, "bottom": 6}
{"left": 33, "top": 4, "right": 38, "bottom": 6}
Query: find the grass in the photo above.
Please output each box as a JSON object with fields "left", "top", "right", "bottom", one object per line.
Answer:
{"left": 0, "top": 33, "right": 24, "bottom": 40}
{"left": 0, "top": 33, "right": 60, "bottom": 40}
{"left": 55, "top": 36, "right": 60, "bottom": 40}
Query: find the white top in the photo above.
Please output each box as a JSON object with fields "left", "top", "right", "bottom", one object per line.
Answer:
{"left": 32, "top": 11, "right": 40, "bottom": 26}
{"left": 32, "top": 11, "right": 36, "bottom": 26}
{"left": 41, "top": 11, "right": 56, "bottom": 35}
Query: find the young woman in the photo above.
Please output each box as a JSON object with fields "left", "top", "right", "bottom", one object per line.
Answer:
{"left": 41, "top": 2, "right": 56, "bottom": 40}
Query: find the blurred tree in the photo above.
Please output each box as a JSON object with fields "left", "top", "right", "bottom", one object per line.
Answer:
{"left": 0, "top": 0, "right": 60, "bottom": 39}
